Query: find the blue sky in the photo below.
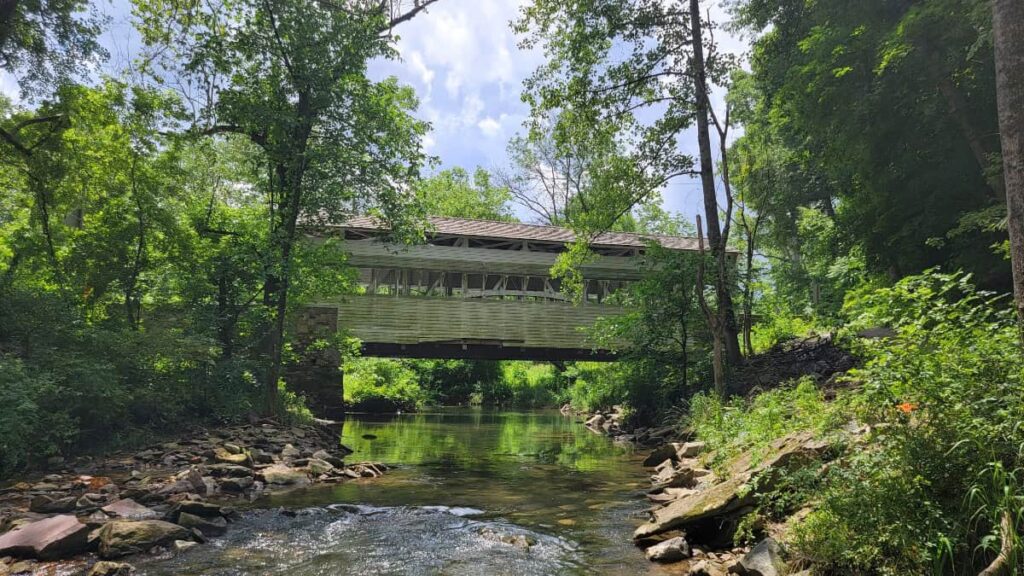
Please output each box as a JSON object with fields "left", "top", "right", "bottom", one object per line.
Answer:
{"left": 370, "top": 0, "right": 749, "bottom": 222}
{"left": 0, "top": 0, "right": 748, "bottom": 224}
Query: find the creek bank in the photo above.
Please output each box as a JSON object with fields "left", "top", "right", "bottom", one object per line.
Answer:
{"left": 564, "top": 334, "right": 864, "bottom": 575}
{"left": 628, "top": 432, "right": 833, "bottom": 575}
{"left": 0, "top": 418, "right": 388, "bottom": 574}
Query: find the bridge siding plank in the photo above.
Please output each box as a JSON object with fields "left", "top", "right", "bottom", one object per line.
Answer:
{"left": 313, "top": 295, "right": 624, "bottom": 350}
{"left": 343, "top": 239, "right": 647, "bottom": 280}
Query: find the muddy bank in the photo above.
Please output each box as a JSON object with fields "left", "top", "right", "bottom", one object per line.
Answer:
{"left": 0, "top": 419, "right": 387, "bottom": 575}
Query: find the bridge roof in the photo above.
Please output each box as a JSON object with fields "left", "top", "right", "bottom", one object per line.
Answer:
{"left": 340, "top": 215, "right": 709, "bottom": 252}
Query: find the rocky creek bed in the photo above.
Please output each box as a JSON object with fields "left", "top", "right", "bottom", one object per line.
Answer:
{"left": 574, "top": 403, "right": 833, "bottom": 576}
{"left": 0, "top": 419, "right": 387, "bottom": 575}
{"left": 570, "top": 334, "right": 862, "bottom": 576}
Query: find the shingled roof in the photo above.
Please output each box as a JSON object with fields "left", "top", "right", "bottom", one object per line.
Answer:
{"left": 337, "top": 215, "right": 711, "bottom": 252}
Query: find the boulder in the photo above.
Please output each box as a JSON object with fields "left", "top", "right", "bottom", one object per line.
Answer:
{"left": 219, "top": 476, "right": 254, "bottom": 492}
{"left": 259, "top": 464, "right": 310, "bottom": 486}
{"left": 584, "top": 414, "right": 605, "bottom": 429}
{"left": 635, "top": 475, "right": 752, "bottom": 540}
{"left": 29, "top": 495, "right": 77, "bottom": 513}
{"left": 636, "top": 433, "right": 827, "bottom": 540}
{"left": 312, "top": 450, "right": 344, "bottom": 468}
{"left": 689, "top": 559, "right": 728, "bottom": 576}
{"left": 677, "top": 441, "right": 706, "bottom": 458}
{"left": 728, "top": 538, "right": 786, "bottom": 576}
{"left": 0, "top": 515, "right": 89, "bottom": 560}
{"left": 205, "top": 464, "right": 252, "bottom": 478}
{"left": 173, "top": 539, "right": 198, "bottom": 552}
{"left": 156, "top": 479, "right": 195, "bottom": 496}
{"left": 213, "top": 449, "right": 248, "bottom": 466}
{"left": 306, "top": 458, "right": 334, "bottom": 475}
{"left": 101, "top": 499, "right": 159, "bottom": 520}
{"left": 280, "top": 444, "right": 301, "bottom": 460}
{"left": 643, "top": 444, "right": 680, "bottom": 467}
{"left": 250, "top": 450, "right": 274, "bottom": 465}
{"left": 97, "top": 520, "right": 191, "bottom": 559}
{"left": 652, "top": 465, "right": 699, "bottom": 489}
{"left": 175, "top": 501, "right": 226, "bottom": 519}
{"left": 176, "top": 512, "right": 227, "bottom": 537}
{"left": 87, "top": 561, "right": 135, "bottom": 575}
{"left": 182, "top": 466, "right": 207, "bottom": 493}
{"left": 644, "top": 536, "right": 691, "bottom": 563}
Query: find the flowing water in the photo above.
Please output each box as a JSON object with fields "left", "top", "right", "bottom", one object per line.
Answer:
{"left": 135, "top": 409, "right": 684, "bottom": 575}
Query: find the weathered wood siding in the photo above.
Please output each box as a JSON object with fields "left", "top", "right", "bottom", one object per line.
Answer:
{"left": 315, "top": 295, "right": 625, "bottom": 350}
{"left": 343, "top": 239, "right": 647, "bottom": 280}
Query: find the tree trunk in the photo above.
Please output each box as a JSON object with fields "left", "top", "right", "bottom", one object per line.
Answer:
{"left": 689, "top": 0, "right": 742, "bottom": 367}
{"left": 993, "top": 0, "right": 1024, "bottom": 331}
{"left": 216, "top": 269, "right": 234, "bottom": 359}
{"left": 696, "top": 216, "right": 726, "bottom": 397}
{"left": 743, "top": 238, "right": 755, "bottom": 356}
{"left": 939, "top": 77, "right": 1006, "bottom": 200}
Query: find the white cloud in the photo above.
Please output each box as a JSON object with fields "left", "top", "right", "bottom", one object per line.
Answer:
{"left": 444, "top": 71, "right": 463, "bottom": 99}
{"left": 407, "top": 50, "right": 435, "bottom": 91}
{"left": 371, "top": 0, "right": 749, "bottom": 219}
{"left": 371, "top": 0, "right": 546, "bottom": 168}
{"left": 459, "top": 93, "right": 484, "bottom": 125}
{"left": 477, "top": 116, "right": 502, "bottom": 137}
{"left": 422, "top": 133, "right": 437, "bottom": 152}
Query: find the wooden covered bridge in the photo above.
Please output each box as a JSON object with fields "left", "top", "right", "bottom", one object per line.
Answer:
{"left": 289, "top": 215, "right": 704, "bottom": 414}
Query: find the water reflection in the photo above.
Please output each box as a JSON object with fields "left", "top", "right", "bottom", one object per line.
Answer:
{"left": 137, "top": 409, "right": 683, "bottom": 575}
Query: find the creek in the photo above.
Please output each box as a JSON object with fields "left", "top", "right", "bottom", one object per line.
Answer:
{"left": 133, "top": 409, "right": 680, "bottom": 575}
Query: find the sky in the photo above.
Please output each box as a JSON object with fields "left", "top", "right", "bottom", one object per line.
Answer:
{"left": 366, "top": 0, "right": 750, "bottom": 222}
{"left": 1, "top": 0, "right": 750, "bottom": 224}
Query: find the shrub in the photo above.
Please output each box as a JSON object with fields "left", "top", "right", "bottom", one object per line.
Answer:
{"left": 344, "top": 358, "right": 425, "bottom": 412}
{"left": 686, "top": 377, "right": 844, "bottom": 475}
{"left": 790, "top": 270, "right": 1024, "bottom": 574}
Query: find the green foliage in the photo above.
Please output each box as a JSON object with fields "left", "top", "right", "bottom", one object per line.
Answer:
{"left": 558, "top": 362, "right": 627, "bottom": 414}
{"left": 730, "top": 0, "right": 1008, "bottom": 297}
{"left": 415, "top": 167, "right": 514, "bottom": 222}
{"left": 344, "top": 358, "right": 426, "bottom": 412}
{"left": 788, "top": 271, "right": 1024, "bottom": 574}
{"left": 0, "top": 356, "right": 74, "bottom": 474}
{"left": 590, "top": 244, "right": 709, "bottom": 421}
{"left": 0, "top": 0, "right": 106, "bottom": 94}
{"left": 490, "top": 362, "right": 561, "bottom": 408}
{"left": 749, "top": 305, "right": 818, "bottom": 353}
{"left": 412, "top": 359, "right": 502, "bottom": 406}
{"left": 686, "top": 377, "right": 843, "bottom": 475}
{"left": 276, "top": 380, "right": 315, "bottom": 425}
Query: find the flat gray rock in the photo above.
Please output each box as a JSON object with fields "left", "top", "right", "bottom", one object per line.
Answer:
{"left": 102, "top": 499, "right": 159, "bottom": 520}
{"left": 0, "top": 514, "right": 89, "bottom": 559}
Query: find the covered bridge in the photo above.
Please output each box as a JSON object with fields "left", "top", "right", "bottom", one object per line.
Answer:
{"left": 289, "top": 215, "right": 706, "bottom": 414}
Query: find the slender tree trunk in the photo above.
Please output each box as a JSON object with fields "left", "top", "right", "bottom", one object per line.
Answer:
{"left": 696, "top": 216, "right": 726, "bottom": 397}
{"left": 263, "top": 98, "right": 313, "bottom": 414}
{"left": 125, "top": 160, "right": 146, "bottom": 330}
{"left": 216, "top": 269, "right": 235, "bottom": 359}
{"left": 743, "top": 238, "right": 755, "bottom": 356}
{"left": 993, "top": 0, "right": 1024, "bottom": 332}
{"left": 689, "top": 0, "right": 742, "bottom": 368}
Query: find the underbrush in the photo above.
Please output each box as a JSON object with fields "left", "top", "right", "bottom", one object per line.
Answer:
{"left": 0, "top": 292, "right": 314, "bottom": 477}
{"left": 558, "top": 362, "right": 627, "bottom": 413}
{"left": 686, "top": 271, "right": 1024, "bottom": 575}
{"left": 790, "top": 271, "right": 1024, "bottom": 575}
{"left": 686, "top": 377, "right": 846, "bottom": 475}
{"left": 344, "top": 357, "right": 426, "bottom": 412}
